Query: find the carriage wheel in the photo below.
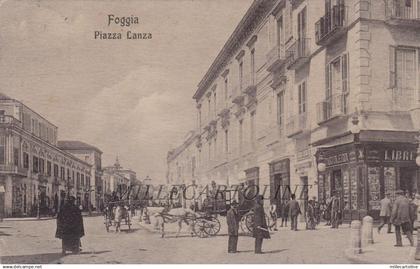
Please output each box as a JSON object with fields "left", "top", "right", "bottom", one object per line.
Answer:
{"left": 193, "top": 219, "right": 208, "bottom": 238}
{"left": 203, "top": 216, "right": 220, "bottom": 236}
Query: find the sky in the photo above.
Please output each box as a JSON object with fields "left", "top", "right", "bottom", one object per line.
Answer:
{"left": 0, "top": 0, "right": 253, "bottom": 183}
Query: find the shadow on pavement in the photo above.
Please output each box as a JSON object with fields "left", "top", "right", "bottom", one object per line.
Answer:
{"left": 0, "top": 231, "right": 11, "bottom": 236}
{"left": 80, "top": 250, "right": 111, "bottom": 255}
{"left": 1, "top": 252, "right": 64, "bottom": 264}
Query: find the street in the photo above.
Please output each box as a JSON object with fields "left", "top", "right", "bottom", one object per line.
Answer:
{"left": 0, "top": 215, "right": 352, "bottom": 264}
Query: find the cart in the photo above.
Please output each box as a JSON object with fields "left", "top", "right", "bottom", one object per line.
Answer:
{"left": 104, "top": 202, "right": 132, "bottom": 232}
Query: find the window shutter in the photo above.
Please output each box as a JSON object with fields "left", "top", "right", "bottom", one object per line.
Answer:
{"left": 342, "top": 53, "right": 349, "bottom": 93}
{"left": 389, "top": 46, "right": 396, "bottom": 88}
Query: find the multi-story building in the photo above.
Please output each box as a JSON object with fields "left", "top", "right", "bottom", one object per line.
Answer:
{"left": 0, "top": 94, "right": 92, "bottom": 217}
{"left": 168, "top": 0, "right": 420, "bottom": 221}
{"left": 102, "top": 157, "right": 136, "bottom": 199}
{"left": 57, "top": 140, "right": 103, "bottom": 210}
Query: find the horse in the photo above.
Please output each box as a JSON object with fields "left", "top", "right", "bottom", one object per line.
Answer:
{"left": 147, "top": 207, "right": 199, "bottom": 238}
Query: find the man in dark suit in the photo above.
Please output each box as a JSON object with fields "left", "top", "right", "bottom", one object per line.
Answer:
{"left": 252, "top": 195, "right": 270, "bottom": 254}
{"left": 391, "top": 189, "right": 414, "bottom": 247}
{"left": 288, "top": 194, "right": 301, "bottom": 231}
{"left": 227, "top": 201, "right": 240, "bottom": 253}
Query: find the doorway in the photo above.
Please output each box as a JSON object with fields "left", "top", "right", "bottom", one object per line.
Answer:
{"left": 399, "top": 167, "right": 416, "bottom": 195}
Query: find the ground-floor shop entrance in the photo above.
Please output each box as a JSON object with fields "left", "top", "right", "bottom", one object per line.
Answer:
{"left": 316, "top": 141, "right": 418, "bottom": 221}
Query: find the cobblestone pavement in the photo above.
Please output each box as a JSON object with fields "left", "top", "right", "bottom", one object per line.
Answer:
{"left": 0, "top": 216, "right": 351, "bottom": 264}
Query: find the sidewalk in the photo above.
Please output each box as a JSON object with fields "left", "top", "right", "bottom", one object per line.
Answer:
{"left": 344, "top": 228, "right": 418, "bottom": 264}
{"left": 1, "top": 211, "right": 102, "bottom": 222}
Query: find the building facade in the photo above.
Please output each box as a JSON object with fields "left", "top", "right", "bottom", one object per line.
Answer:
{"left": 168, "top": 0, "right": 420, "bottom": 220}
{"left": 57, "top": 140, "right": 103, "bottom": 210}
{"left": 0, "top": 94, "right": 92, "bottom": 217}
{"left": 102, "top": 158, "right": 136, "bottom": 201}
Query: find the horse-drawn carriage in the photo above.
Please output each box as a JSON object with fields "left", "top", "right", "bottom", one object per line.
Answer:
{"left": 103, "top": 201, "right": 132, "bottom": 232}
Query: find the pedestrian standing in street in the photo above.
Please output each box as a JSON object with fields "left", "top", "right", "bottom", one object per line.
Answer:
{"left": 115, "top": 203, "right": 123, "bottom": 233}
{"left": 227, "top": 201, "right": 240, "bottom": 253}
{"left": 288, "top": 194, "right": 301, "bottom": 231}
{"left": 313, "top": 197, "right": 321, "bottom": 225}
{"left": 330, "top": 192, "right": 341, "bottom": 229}
{"left": 252, "top": 195, "right": 270, "bottom": 254}
{"left": 391, "top": 190, "right": 414, "bottom": 247}
{"left": 306, "top": 198, "right": 316, "bottom": 230}
{"left": 269, "top": 204, "right": 278, "bottom": 231}
{"left": 378, "top": 192, "right": 392, "bottom": 234}
{"left": 281, "top": 200, "right": 289, "bottom": 227}
{"left": 409, "top": 194, "right": 418, "bottom": 233}
{"left": 55, "top": 196, "right": 85, "bottom": 255}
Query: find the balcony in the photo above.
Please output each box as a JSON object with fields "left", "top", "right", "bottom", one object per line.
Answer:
{"left": 286, "top": 113, "right": 308, "bottom": 138}
{"left": 266, "top": 44, "right": 286, "bottom": 72}
{"left": 316, "top": 93, "right": 349, "bottom": 124}
{"left": 0, "top": 115, "right": 22, "bottom": 128}
{"left": 0, "top": 164, "right": 28, "bottom": 176}
{"left": 315, "top": 4, "right": 348, "bottom": 46}
{"left": 385, "top": 0, "right": 420, "bottom": 27}
{"left": 286, "top": 38, "right": 311, "bottom": 70}
{"left": 242, "top": 73, "right": 257, "bottom": 96}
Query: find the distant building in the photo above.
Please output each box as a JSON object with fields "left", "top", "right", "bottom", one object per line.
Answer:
{"left": 0, "top": 93, "right": 92, "bottom": 217}
{"left": 102, "top": 157, "right": 137, "bottom": 201}
{"left": 57, "top": 140, "right": 103, "bottom": 210}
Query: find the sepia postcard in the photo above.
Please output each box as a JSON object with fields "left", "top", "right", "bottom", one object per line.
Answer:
{"left": 0, "top": 0, "right": 419, "bottom": 267}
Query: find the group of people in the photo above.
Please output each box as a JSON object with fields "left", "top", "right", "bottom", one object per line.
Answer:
{"left": 378, "top": 190, "right": 420, "bottom": 247}
{"left": 227, "top": 195, "right": 270, "bottom": 254}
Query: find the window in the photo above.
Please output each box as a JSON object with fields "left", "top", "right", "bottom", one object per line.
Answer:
{"left": 81, "top": 174, "right": 85, "bottom": 186}
{"left": 276, "top": 16, "right": 283, "bottom": 47}
{"left": 47, "top": 161, "right": 52, "bottom": 176}
{"left": 390, "top": 46, "right": 417, "bottom": 90}
{"left": 239, "top": 61, "right": 244, "bottom": 90}
{"left": 214, "top": 91, "right": 217, "bottom": 117}
{"left": 77, "top": 172, "right": 80, "bottom": 188}
{"left": 0, "top": 135, "right": 5, "bottom": 164}
{"left": 298, "top": 82, "right": 307, "bottom": 114}
{"left": 61, "top": 167, "right": 65, "bottom": 179}
{"left": 297, "top": 7, "right": 307, "bottom": 40}
{"left": 23, "top": 152, "right": 29, "bottom": 169}
{"left": 39, "top": 158, "right": 45, "bottom": 174}
{"left": 214, "top": 136, "right": 217, "bottom": 160}
{"left": 14, "top": 148, "right": 19, "bottom": 166}
{"left": 53, "top": 164, "right": 59, "bottom": 178}
{"left": 250, "top": 111, "right": 256, "bottom": 149}
{"left": 251, "top": 49, "right": 255, "bottom": 84}
{"left": 225, "top": 129, "right": 229, "bottom": 155}
{"left": 208, "top": 96, "right": 211, "bottom": 120}
{"left": 224, "top": 78, "right": 228, "bottom": 100}
{"left": 33, "top": 156, "right": 39, "bottom": 173}
{"left": 326, "top": 53, "right": 349, "bottom": 97}
{"left": 277, "top": 91, "right": 285, "bottom": 126}
{"left": 72, "top": 171, "right": 75, "bottom": 184}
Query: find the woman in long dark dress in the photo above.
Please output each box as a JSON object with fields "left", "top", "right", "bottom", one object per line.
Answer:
{"left": 55, "top": 196, "right": 85, "bottom": 255}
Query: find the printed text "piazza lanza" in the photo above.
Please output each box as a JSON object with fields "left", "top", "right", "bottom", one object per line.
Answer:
{"left": 94, "top": 31, "right": 152, "bottom": 40}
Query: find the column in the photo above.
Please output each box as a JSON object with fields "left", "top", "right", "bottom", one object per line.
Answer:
{"left": 4, "top": 175, "right": 13, "bottom": 217}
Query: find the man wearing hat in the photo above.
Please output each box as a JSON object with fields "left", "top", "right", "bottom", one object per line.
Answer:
{"left": 378, "top": 192, "right": 392, "bottom": 234}
{"left": 252, "top": 195, "right": 270, "bottom": 254}
{"left": 391, "top": 190, "right": 414, "bottom": 247}
{"left": 227, "top": 200, "right": 240, "bottom": 253}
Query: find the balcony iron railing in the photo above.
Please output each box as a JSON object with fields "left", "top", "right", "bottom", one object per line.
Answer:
{"left": 0, "top": 115, "right": 22, "bottom": 127}
{"left": 0, "top": 164, "right": 28, "bottom": 176}
{"left": 386, "top": 0, "right": 420, "bottom": 20}
{"left": 286, "top": 38, "right": 311, "bottom": 69}
{"left": 315, "top": 4, "right": 348, "bottom": 46}
{"left": 266, "top": 44, "right": 286, "bottom": 72}
{"left": 316, "top": 93, "right": 348, "bottom": 124}
{"left": 242, "top": 72, "right": 257, "bottom": 95}
{"left": 286, "top": 113, "right": 307, "bottom": 137}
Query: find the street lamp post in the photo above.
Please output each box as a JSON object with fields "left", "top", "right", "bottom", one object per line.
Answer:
{"left": 350, "top": 110, "right": 361, "bottom": 222}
